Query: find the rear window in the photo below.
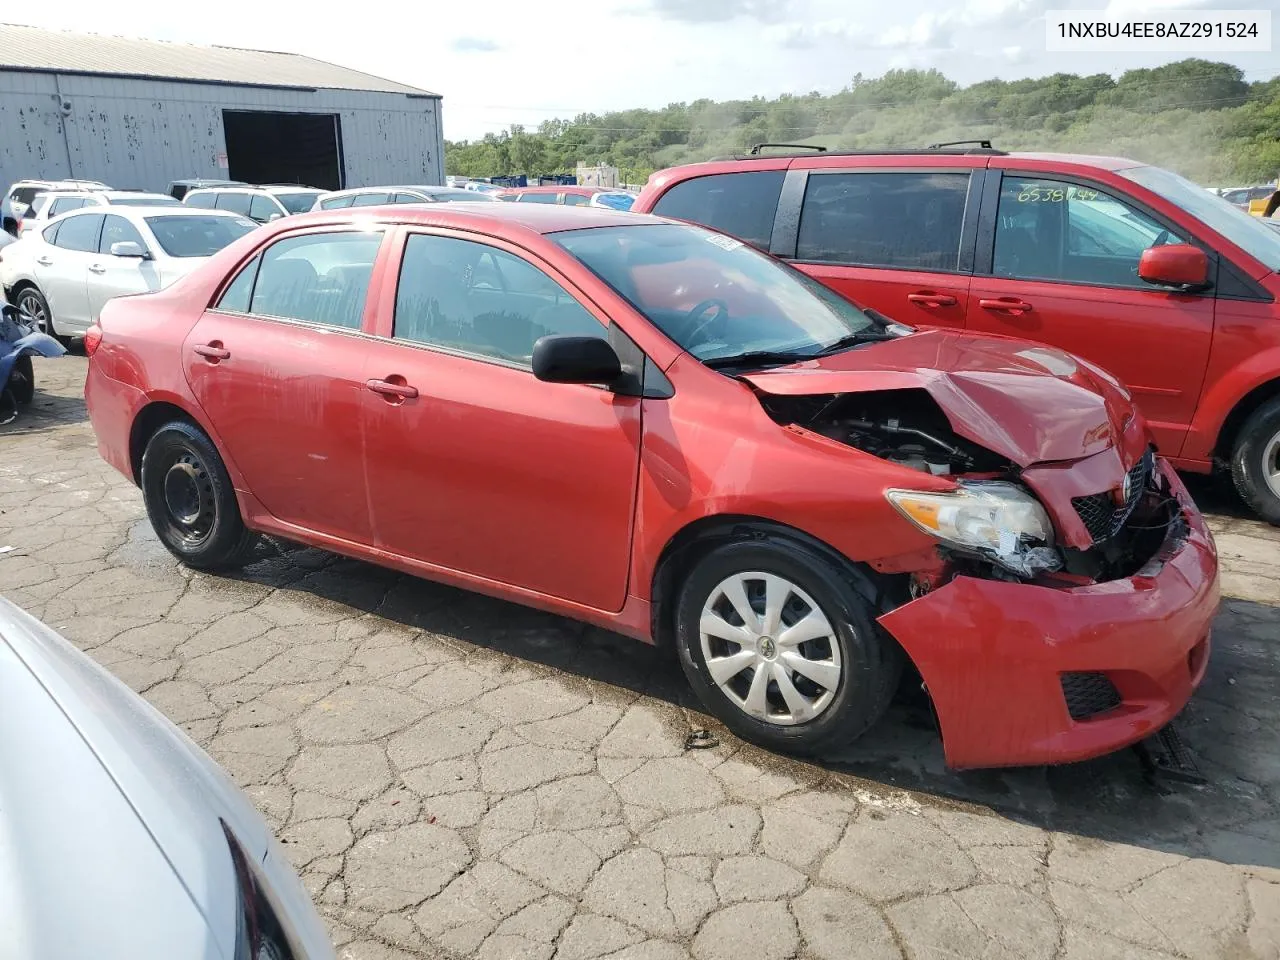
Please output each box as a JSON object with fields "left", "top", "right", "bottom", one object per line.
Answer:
{"left": 651, "top": 171, "right": 784, "bottom": 250}
{"left": 11, "top": 187, "right": 41, "bottom": 206}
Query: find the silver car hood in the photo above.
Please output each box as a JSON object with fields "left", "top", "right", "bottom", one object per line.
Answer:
{"left": 0, "top": 598, "right": 330, "bottom": 959}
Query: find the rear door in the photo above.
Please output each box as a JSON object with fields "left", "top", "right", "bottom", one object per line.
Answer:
{"left": 182, "top": 227, "right": 388, "bottom": 542}
{"left": 770, "top": 162, "right": 982, "bottom": 328}
{"left": 86, "top": 214, "right": 161, "bottom": 321}
{"left": 35, "top": 212, "right": 102, "bottom": 333}
{"left": 967, "top": 169, "right": 1214, "bottom": 453}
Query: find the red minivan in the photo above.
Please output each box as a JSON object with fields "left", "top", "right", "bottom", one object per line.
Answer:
{"left": 634, "top": 146, "right": 1280, "bottom": 524}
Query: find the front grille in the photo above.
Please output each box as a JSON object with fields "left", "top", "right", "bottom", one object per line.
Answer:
{"left": 1071, "top": 450, "right": 1153, "bottom": 543}
{"left": 1061, "top": 672, "right": 1122, "bottom": 721}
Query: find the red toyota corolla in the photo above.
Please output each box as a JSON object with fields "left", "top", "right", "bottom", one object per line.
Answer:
{"left": 83, "top": 203, "right": 1220, "bottom": 769}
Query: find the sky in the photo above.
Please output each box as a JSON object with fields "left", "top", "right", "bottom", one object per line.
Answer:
{"left": 5, "top": 0, "right": 1276, "bottom": 140}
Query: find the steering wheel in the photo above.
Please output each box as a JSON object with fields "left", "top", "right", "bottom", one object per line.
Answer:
{"left": 683, "top": 298, "right": 729, "bottom": 345}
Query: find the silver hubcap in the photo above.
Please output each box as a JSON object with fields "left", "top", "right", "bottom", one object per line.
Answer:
{"left": 17, "top": 293, "right": 46, "bottom": 334}
{"left": 698, "top": 571, "right": 842, "bottom": 726}
{"left": 1264, "top": 429, "right": 1280, "bottom": 500}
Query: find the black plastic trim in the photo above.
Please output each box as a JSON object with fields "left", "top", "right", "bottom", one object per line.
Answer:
{"left": 769, "top": 168, "right": 807, "bottom": 259}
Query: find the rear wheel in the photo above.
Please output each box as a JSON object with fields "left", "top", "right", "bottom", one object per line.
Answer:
{"left": 1231, "top": 397, "right": 1280, "bottom": 526}
{"left": 140, "top": 420, "right": 259, "bottom": 569}
{"left": 14, "top": 286, "right": 58, "bottom": 341}
{"left": 674, "top": 537, "right": 902, "bottom": 757}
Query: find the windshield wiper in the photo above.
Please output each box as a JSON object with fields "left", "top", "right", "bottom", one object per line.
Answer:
{"left": 811, "top": 329, "right": 897, "bottom": 356}
{"left": 702, "top": 349, "right": 815, "bottom": 370}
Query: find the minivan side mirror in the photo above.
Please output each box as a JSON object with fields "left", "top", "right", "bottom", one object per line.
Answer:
{"left": 532, "top": 335, "right": 622, "bottom": 386}
{"left": 110, "top": 241, "right": 149, "bottom": 259}
{"left": 1138, "top": 243, "right": 1209, "bottom": 290}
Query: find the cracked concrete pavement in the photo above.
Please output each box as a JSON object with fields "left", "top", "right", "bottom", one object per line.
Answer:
{"left": 3, "top": 356, "right": 1280, "bottom": 960}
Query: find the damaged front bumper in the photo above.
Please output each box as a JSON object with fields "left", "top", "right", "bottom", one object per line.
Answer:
{"left": 877, "top": 460, "right": 1219, "bottom": 770}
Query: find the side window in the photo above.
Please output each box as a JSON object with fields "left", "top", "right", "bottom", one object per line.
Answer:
{"left": 992, "top": 177, "right": 1188, "bottom": 287}
{"left": 100, "top": 215, "right": 147, "bottom": 254}
{"left": 185, "top": 192, "right": 218, "bottom": 209}
{"left": 248, "top": 231, "right": 383, "bottom": 329}
{"left": 394, "top": 192, "right": 427, "bottom": 204}
{"left": 25, "top": 196, "right": 50, "bottom": 219}
{"left": 393, "top": 233, "right": 603, "bottom": 366}
{"left": 249, "top": 194, "right": 280, "bottom": 221}
{"left": 651, "top": 171, "right": 785, "bottom": 250}
{"left": 518, "top": 193, "right": 558, "bottom": 203}
{"left": 41, "top": 221, "right": 61, "bottom": 245}
{"left": 321, "top": 195, "right": 356, "bottom": 209}
{"left": 216, "top": 192, "right": 253, "bottom": 216}
{"left": 351, "top": 192, "right": 390, "bottom": 207}
{"left": 49, "top": 197, "right": 87, "bottom": 216}
{"left": 52, "top": 213, "right": 104, "bottom": 252}
{"left": 216, "top": 255, "right": 261, "bottom": 313}
{"left": 796, "top": 172, "right": 970, "bottom": 270}
{"left": 562, "top": 193, "right": 590, "bottom": 206}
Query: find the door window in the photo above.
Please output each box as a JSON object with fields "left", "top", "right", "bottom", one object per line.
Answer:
{"left": 796, "top": 172, "right": 970, "bottom": 270}
{"left": 517, "top": 193, "right": 558, "bottom": 203}
{"left": 393, "top": 233, "right": 603, "bottom": 366}
{"left": 321, "top": 195, "right": 356, "bottom": 209}
{"left": 185, "top": 192, "right": 218, "bottom": 209}
{"left": 351, "top": 192, "right": 390, "bottom": 206}
{"left": 246, "top": 232, "right": 383, "bottom": 329}
{"left": 49, "top": 197, "right": 89, "bottom": 216}
{"left": 562, "top": 193, "right": 590, "bottom": 206}
{"left": 651, "top": 170, "right": 785, "bottom": 250}
{"left": 216, "top": 192, "right": 253, "bottom": 216}
{"left": 216, "top": 255, "right": 260, "bottom": 313}
{"left": 51, "top": 213, "right": 104, "bottom": 252}
{"left": 394, "top": 192, "right": 428, "bottom": 204}
{"left": 992, "top": 177, "right": 1189, "bottom": 288}
{"left": 249, "top": 194, "right": 281, "bottom": 221}
{"left": 100, "top": 215, "right": 147, "bottom": 254}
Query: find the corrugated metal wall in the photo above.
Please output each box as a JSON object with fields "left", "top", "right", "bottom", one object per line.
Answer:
{"left": 0, "top": 71, "right": 443, "bottom": 195}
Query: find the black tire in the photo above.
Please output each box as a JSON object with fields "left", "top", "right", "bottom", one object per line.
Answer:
{"left": 9, "top": 356, "right": 34, "bottom": 404}
{"left": 140, "top": 420, "right": 259, "bottom": 569}
{"left": 1230, "top": 397, "right": 1280, "bottom": 526}
{"left": 674, "top": 537, "right": 903, "bottom": 757}
{"left": 13, "top": 286, "right": 59, "bottom": 342}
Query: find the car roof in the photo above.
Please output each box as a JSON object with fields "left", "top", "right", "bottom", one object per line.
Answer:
{"left": 653, "top": 149, "right": 1144, "bottom": 177}
{"left": 49, "top": 204, "right": 247, "bottom": 223}
{"left": 322, "top": 185, "right": 451, "bottom": 196}
{"left": 101, "top": 191, "right": 175, "bottom": 201}
{"left": 285, "top": 200, "right": 662, "bottom": 237}
{"left": 510, "top": 185, "right": 601, "bottom": 194}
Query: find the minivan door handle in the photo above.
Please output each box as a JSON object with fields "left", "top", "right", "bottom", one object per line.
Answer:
{"left": 907, "top": 291, "right": 957, "bottom": 307}
{"left": 979, "top": 297, "right": 1034, "bottom": 316}
{"left": 193, "top": 343, "right": 231, "bottom": 362}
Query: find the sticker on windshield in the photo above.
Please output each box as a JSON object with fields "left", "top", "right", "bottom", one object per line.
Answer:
{"left": 705, "top": 233, "right": 743, "bottom": 251}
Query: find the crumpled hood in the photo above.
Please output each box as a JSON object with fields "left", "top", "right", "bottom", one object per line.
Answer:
{"left": 740, "top": 330, "right": 1137, "bottom": 467}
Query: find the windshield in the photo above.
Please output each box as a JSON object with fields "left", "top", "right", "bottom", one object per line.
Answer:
{"left": 274, "top": 191, "right": 323, "bottom": 214}
{"left": 144, "top": 215, "right": 258, "bottom": 257}
{"left": 552, "top": 223, "right": 878, "bottom": 362}
{"left": 1121, "top": 165, "right": 1280, "bottom": 271}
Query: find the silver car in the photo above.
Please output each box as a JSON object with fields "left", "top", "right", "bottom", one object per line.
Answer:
{"left": 0, "top": 596, "right": 335, "bottom": 959}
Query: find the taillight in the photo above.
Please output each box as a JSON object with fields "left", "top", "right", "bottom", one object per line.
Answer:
{"left": 83, "top": 323, "right": 103, "bottom": 357}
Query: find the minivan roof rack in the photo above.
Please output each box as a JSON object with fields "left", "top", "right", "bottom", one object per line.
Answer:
{"left": 713, "top": 141, "right": 1007, "bottom": 161}
{"left": 747, "top": 143, "right": 828, "bottom": 155}
{"left": 928, "top": 139, "right": 993, "bottom": 150}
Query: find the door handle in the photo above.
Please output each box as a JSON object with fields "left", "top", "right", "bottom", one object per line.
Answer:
{"left": 36, "top": 256, "right": 52, "bottom": 266}
{"left": 193, "top": 343, "right": 230, "bottom": 362}
{"left": 907, "top": 292, "right": 957, "bottom": 307}
{"left": 366, "top": 378, "right": 418, "bottom": 400}
{"left": 88, "top": 263, "right": 106, "bottom": 274}
{"left": 979, "top": 297, "right": 1034, "bottom": 316}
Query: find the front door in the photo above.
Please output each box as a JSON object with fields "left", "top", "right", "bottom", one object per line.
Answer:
{"left": 968, "top": 173, "right": 1214, "bottom": 454}
{"left": 360, "top": 230, "right": 642, "bottom": 611}
{"left": 36, "top": 212, "right": 102, "bottom": 334}
{"left": 86, "top": 214, "right": 163, "bottom": 321}
{"left": 182, "top": 228, "right": 387, "bottom": 543}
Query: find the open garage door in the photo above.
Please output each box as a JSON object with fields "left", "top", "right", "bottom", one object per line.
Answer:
{"left": 222, "top": 110, "right": 344, "bottom": 190}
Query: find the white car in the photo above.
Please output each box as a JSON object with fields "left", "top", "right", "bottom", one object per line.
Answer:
{"left": 2, "top": 178, "right": 109, "bottom": 232}
{"left": 16, "top": 190, "right": 182, "bottom": 238}
{"left": 0, "top": 206, "right": 257, "bottom": 340}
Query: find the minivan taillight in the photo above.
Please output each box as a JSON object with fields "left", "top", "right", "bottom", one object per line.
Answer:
{"left": 83, "top": 323, "right": 103, "bottom": 357}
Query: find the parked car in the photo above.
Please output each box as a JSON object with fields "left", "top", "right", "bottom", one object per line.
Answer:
{"left": 1218, "top": 184, "right": 1276, "bottom": 211}
{"left": 462, "top": 181, "right": 505, "bottom": 195}
{"left": 589, "top": 191, "right": 637, "bottom": 211}
{"left": 634, "top": 146, "right": 1280, "bottom": 525}
{"left": 167, "top": 178, "right": 246, "bottom": 201}
{"left": 0, "top": 596, "right": 334, "bottom": 959}
{"left": 82, "top": 203, "right": 1218, "bottom": 770}
{"left": 0, "top": 206, "right": 257, "bottom": 341}
{"left": 3, "top": 178, "right": 109, "bottom": 233}
{"left": 17, "top": 190, "right": 182, "bottom": 237}
{"left": 184, "top": 184, "right": 324, "bottom": 223}
{"left": 310, "top": 184, "right": 501, "bottom": 210}
{"left": 500, "top": 185, "right": 629, "bottom": 207}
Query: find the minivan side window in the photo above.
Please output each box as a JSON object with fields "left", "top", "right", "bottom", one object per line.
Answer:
{"left": 49, "top": 196, "right": 89, "bottom": 217}
{"left": 249, "top": 194, "right": 280, "bottom": 221}
{"left": 247, "top": 231, "right": 383, "bottom": 329}
{"left": 651, "top": 171, "right": 785, "bottom": 250}
{"left": 992, "top": 177, "right": 1189, "bottom": 288}
{"left": 795, "top": 172, "right": 970, "bottom": 270}
{"left": 185, "top": 192, "right": 218, "bottom": 209}
{"left": 216, "top": 192, "right": 253, "bottom": 216}
{"left": 393, "top": 233, "right": 603, "bottom": 366}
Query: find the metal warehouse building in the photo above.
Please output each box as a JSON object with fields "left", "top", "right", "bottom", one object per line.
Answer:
{"left": 0, "top": 23, "right": 443, "bottom": 202}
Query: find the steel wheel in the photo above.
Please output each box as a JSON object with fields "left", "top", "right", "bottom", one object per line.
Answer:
{"left": 699, "top": 571, "right": 842, "bottom": 726}
{"left": 1264, "top": 429, "right": 1280, "bottom": 501}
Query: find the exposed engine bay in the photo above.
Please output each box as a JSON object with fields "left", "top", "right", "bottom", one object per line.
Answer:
{"left": 757, "top": 388, "right": 1012, "bottom": 477}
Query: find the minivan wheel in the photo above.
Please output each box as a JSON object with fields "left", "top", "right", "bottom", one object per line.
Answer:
{"left": 674, "top": 538, "right": 903, "bottom": 757}
{"left": 1232, "top": 398, "right": 1280, "bottom": 526}
{"left": 140, "top": 420, "right": 259, "bottom": 569}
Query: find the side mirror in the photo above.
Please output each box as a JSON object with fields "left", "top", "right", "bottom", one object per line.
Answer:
{"left": 110, "top": 241, "right": 148, "bottom": 259}
{"left": 267, "top": 213, "right": 283, "bottom": 222}
{"left": 1138, "top": 243, "right": 1208, "bottom": 290}
{"left": 532, "top": 335, "right": 622, "bottom": 386}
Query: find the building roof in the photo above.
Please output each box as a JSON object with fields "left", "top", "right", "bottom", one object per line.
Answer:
{"left": 0, "top": 23, "right": 438, "bottom": 97}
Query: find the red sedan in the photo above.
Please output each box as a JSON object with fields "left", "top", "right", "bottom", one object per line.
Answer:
{"left": 83, "top": 203, "right": 1219, "bottom": 769}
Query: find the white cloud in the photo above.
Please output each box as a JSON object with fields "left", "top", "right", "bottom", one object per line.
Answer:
{"left": 876, "top": 11, "right": 956, "bottom": 49}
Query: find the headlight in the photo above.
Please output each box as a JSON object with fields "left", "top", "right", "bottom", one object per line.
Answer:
{"left": 886, "top": 481, "right": 1061, "bottom": 577}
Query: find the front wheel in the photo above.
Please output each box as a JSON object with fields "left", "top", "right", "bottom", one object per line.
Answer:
{"left": 1231, "top": 397, "right": 1280, "bottom": 526}
{"left": 674, "top": 538, "right": 903, "bottom": 757}
{"left": 140, "top": 420, "right": 259, "bottom": 569}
